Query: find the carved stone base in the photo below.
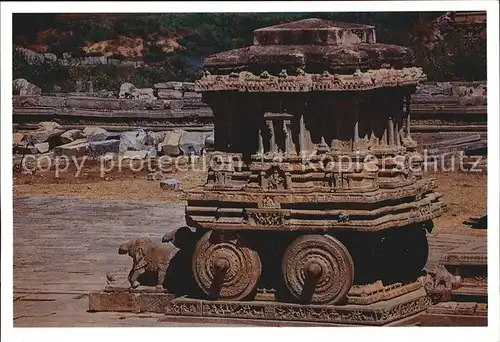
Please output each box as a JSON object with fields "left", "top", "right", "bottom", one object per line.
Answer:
{"left": 88, "top": 286, "right": 175, "bottom": 313}
{"left": 89, "top": 287, "right": 431, "bottom": 326}
{"left": 418, "top": 302, "right": 487, "bottom": 326}
{"left": 347, "top": 277, "right": 424, "bottom": 305}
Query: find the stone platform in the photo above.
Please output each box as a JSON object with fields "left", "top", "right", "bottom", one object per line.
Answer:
{"left": 89, "top": 286, "right": 430, "bottom": 326}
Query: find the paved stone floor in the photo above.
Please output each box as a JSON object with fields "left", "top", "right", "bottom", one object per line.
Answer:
{"left": 12, "top": 195, "right": 481, "bottom": 327}
{"left": 13, "top": 196, "right": 212, "bottom": 327}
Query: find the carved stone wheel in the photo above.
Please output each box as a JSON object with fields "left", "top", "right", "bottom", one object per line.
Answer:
{"left": 282, "top": 234, "right": 354, "bottom": 305}
{"left": 192, "top": 231, "right": 262, "bottom": 301}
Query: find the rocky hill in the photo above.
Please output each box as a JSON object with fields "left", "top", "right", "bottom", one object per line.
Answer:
{"left": 12, "top": 12, "right": 486, "bottom": 92}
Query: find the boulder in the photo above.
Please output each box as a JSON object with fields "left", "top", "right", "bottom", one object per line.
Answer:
{"left": 60, "top": 129, "right": 85, "bottom": 144}
{"left": 119, "top": 82, "right": 136, "bottom": 99}
{"left": 160, "top": 178, "right": 182, "bottom": 191}
{"left": 83, "top": 127, "right": 108, "bottom": 142}
{"left": 87, "top": 139, "right": 120, "bottom": 157}
{"left": 119, "top": 82, "right": 156, "bottom": 100}
{"left": 119, "top": 129, "right": 148, "bottom": 152}
{"left": 179, "top": 131, "right": 207, "bottom": 156}
{"left": 13, "top": 78, "right": 42, "bottom": 96}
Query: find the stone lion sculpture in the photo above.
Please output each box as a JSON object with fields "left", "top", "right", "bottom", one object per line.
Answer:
{"left": 118, "top": 237, "right": 179, "bottom": 290}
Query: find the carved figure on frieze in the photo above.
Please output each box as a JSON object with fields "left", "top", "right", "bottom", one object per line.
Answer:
{"left": 296, "top": 67, "right": 306, "bottom": 76}
{"left": 338, "top": 212, "right": 350, "bottom": 223}
{"left": 260, "top": 196, "right": 280, "bottom": 209}
{"left": 251, "top": 212, "right": 283, "bottom": 226}
{"left": 278, "top": 69, "right": 288, "bottom": 78}
{"left": 118, "top": 237, "right": 179, "bottom": 290}
{"left": 265, "top": 167, "right": 285, "bottom": 190}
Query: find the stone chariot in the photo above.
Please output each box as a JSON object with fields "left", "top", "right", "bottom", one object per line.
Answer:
{"left": 91, "top": 18, "right": 447, "bottom": 326}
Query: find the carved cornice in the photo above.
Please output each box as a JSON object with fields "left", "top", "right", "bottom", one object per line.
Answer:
{"left": 195, "top": 68, "right": 426, "bottom": 93}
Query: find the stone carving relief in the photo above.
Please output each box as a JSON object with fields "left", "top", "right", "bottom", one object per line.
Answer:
{"left": 261, "top": 166, "right": 288, "bottom": 191}
{"left": 250, "top": 212, "right": 283, "bottom": 226}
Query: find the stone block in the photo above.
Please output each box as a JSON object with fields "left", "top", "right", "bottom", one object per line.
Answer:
{"left": 154, "top": 81, "right": 183, "bottom": 90}
{"left": 119, "top": 129, "right": 148, "bottom": 152}
{"left": 87, "top": 139, "right": 120, "bottom": 157}
{"left": 88, "top": 291, "right": 175, "bottom": 313}
{"left": 60, "top": 129, "right": 85, "bottom": 144}
{"left": 88, "top": 292, "right": 138, "bottom": 312}
{"left": 39, "top": 96, "right": 67, "bottom": 107}
{"left": 145, "top": 131, "right": 168, "bottom": 146}
{"left": 179, "top": 131, "right": 207, "bottom": 156}
{"left": 13, "top": 95, "right": 40, "bottom": 107}
{"left": 160, "top": 179, "right": 182, "bottom": 191}
{"left": 14, "top": 145, "right": 39, "bottom": 155}
{"left": 182, "top": 91, "right": 202, "bottom": 100}
{"left": 34, "top": 142, "right": 50, "bottom": 153}
{"left": 161, "top": 130, "right": 183, "bottom": 156}
{"left": 157, "top": 89, "right": 183, "bottom": 100}
{"left": 55, "top": 140, "right": 89, "bottom": 157}
{"left": 37, "top": 121, "right": 62, "bottom": 132}
{"left": 182, "top": 83, "right": 195, "bottom": 92}
{"left": 205, "top": 132, "right": 215, "bottom": 148}
{"left": 67, "top": 97, "right": 121, "bottom": 110}
{"left": 22, "top": 128, "right": 65, "bottom": 145}
{"left": 119, "top": 99, "right": 146, "bottom": 111}
{"left": 168, "top": 100, "right": 184, "bottom": 110}
{"left": 83, "top": 126, "right": 108, "bottom": 142}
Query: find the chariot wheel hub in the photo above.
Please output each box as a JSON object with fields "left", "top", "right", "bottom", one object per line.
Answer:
{"left": 192, "top": 231, "right": 262, "bottom": 301}
{"left": 282, "top": 234, "right": 354, "bottom": 305}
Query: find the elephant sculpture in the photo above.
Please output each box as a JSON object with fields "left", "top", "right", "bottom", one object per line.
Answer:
{"left": 118, "top": 237, "right": 179, "bottom": 290}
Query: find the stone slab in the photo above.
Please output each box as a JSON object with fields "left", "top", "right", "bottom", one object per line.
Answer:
{"left": 157, "top": 89, "right": 183, "bottom": 100}
{"left": 54, "top": 139, "right": 90, "bottom": 157}
{"left": 66, "top": 97, "right": 121, "bottom": 110}
{"left": 89, "top": 292, "right": 176, "bottom": 313}
{"left": 87, "top": 139, "right": 120, "bottom": 157}
{"left": 419, "top": 302, "right": 487, "bottom": 326}
{"left": 162, "top": 130, "right": 182, "bottom": 156}
{"left": 88, "top": 287, "right": 430, "bottom": 326}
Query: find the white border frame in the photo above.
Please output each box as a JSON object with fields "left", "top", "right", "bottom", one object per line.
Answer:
{"left": 1, "top": 1, "right": 499, "bottom": 341}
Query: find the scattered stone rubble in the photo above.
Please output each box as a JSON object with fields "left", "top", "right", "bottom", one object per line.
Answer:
{"left": 13, "top": 122, "right": 214, "bottom": 174}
